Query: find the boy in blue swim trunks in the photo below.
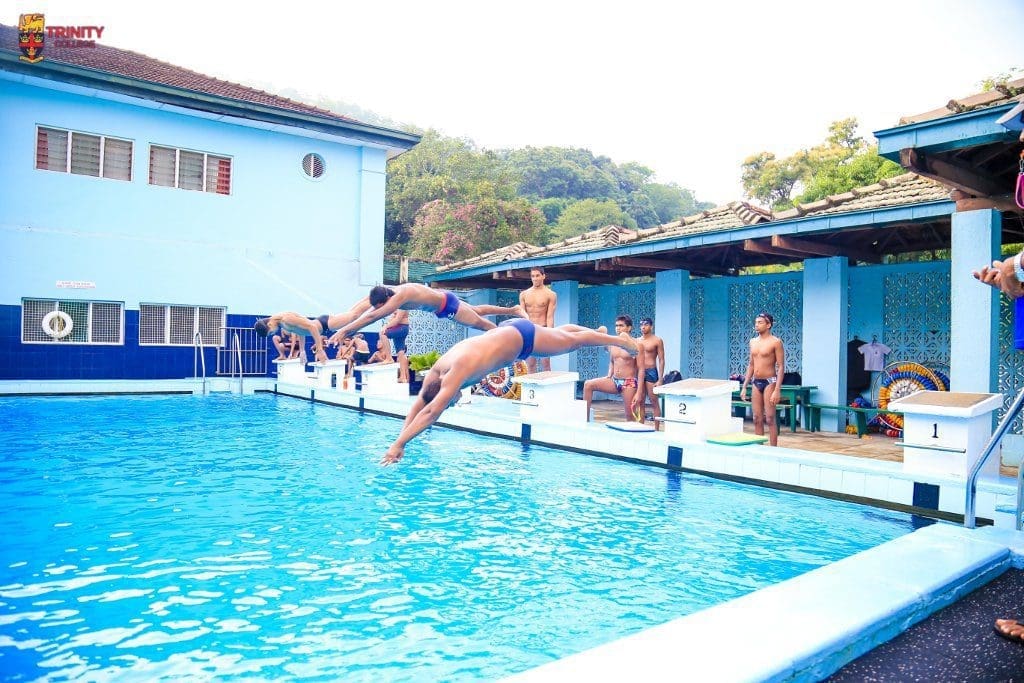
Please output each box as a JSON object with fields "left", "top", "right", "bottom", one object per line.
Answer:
{"left": 739, "top": 312, "right": 785, "bottom": 446}
{"left": 326, "top": 283, "right": 525, "bottom": 347}
{"left": 382, "top": 322, "right": 638, "bottom": 465}
{"left": 637, "top": 317, "right": 666, "bottom": 425}
{"left": 254, "top": 311, "right": 332, "bottom": 362}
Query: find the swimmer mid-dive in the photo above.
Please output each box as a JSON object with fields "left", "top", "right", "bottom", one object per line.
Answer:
{"left": 254, "top": 312, "right": 335, "bottom": 362}
{"left": 381, "top": 321, "right": 638, "bottom": 466}
{"left": 326, "top": 283, "right": 525, "bottom": 347}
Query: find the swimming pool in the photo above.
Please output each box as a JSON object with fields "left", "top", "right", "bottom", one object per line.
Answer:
{"left": 0, "top": 394, "right": 919, "bottom": 681}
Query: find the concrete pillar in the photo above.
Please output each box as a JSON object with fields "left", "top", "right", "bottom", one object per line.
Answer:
{"left": 950, "top": 209, "right": 1000, "bottom": 393}
{"left": 463, "top": 289, "right": 498, "bottom": 338}
{"left": 703, "top": 278, "right": 730, "bottom": 378}
{"left": 802, "top": 256, "right": 848, "bottom": 432}
{"left": 655, "top": 269, "right": 690, "bottom": 377}
{"left": 550, "top": 279, "right": 579, "bottom": 371}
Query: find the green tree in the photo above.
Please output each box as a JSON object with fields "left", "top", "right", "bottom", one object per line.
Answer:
{"left": 551, "top": 199, "right": 636, "bottom": 241}
{"left": 741, "top": 151, "right": 804, "bottom": 209}
{"left": 385, "top": 130, "right": 516, "bottom": 252}
{"left": 742, "top": 119, "right": 903, "bottom": 210}
{"left": 408, "top": 193, "right": 545, "bottom": 263}
{"left": 644, "top": 182, "right": 712, "bottom": 223}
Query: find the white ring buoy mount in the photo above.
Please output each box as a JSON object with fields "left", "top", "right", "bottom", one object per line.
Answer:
{"left": 42, "top": 311, "right": 74, "bottom": 339}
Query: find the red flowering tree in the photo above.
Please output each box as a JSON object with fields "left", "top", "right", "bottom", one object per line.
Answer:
{"left": 409, "top": 196, "right": 545, "bottom": 264}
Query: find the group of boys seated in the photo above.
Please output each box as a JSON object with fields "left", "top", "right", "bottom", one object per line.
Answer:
{"left": 271, "top": 330, "right": 392, "bottom": 379}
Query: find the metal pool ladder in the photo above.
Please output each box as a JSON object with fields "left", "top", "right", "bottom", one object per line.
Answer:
{"left": 964, "top": 387, "right": 1024, "bottom": 528}
{"left": 193, "top": 332, "right": 207, "bottom": 395}
{"left": 231, "top": 331, "right": 244, "bottom": 394}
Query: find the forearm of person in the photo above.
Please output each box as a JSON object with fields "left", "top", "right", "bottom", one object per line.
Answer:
{"left": 392, "top": 396, "right": 451, "bottom": 450}
{"left": 340, "top": 308, "right": 390, "bottom": 336}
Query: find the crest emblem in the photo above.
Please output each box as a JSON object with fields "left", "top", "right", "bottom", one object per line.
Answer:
{"left": 18, "top": 13, "right": 45, "bottom": 63}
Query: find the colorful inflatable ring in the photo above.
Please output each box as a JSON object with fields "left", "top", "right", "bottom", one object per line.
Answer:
{"left": 481, "top": 360, "right": 529, "bottom": 399}
{"left": 877, "top": 362, "right": 948, "bottom": 434}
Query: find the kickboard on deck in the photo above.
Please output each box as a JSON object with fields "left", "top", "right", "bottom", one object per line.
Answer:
{"left": 606, "top": 421, "right": 656, "bottom": 432}
{"left": 706, "top": 432, "right": 768, "bottom": 446}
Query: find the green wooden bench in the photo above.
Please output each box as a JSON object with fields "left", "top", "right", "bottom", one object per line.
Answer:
{"left": 804, "top": 403, "right": 903, "bottom": 438}
{"left": 731, "top": 400, "right": 790, "bottom": 426}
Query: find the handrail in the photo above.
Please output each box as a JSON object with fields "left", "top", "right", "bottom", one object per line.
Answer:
{"left": 964, "top": 387, "right": 1024, "bottom": 528}
{"left": 233, "top": 331, "right": 244, "bottom": 394}
{"left": 193, "top": 332, "right": 207, "bottom": 395}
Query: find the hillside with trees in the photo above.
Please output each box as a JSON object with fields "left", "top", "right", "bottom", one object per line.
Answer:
{"left": 254, "top": 85, "right": 915, "bottom": 265}
{"left": 740, "top": 118, "right": 904, "bottom": 211}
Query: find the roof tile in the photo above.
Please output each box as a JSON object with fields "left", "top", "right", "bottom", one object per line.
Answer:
{"left": 899, "top": 77, "right": 1024, "bottom": 125}
{"left": 0, "top": 23, "right": 357, "bottom": 123}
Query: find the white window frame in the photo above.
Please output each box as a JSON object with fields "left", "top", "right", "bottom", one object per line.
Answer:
{"left": 139, "top": 303, "right": 226, "bottom": 346}
{"left": 35, "top": 125, "right": 134, "bottom": 181}
{"left": 21, "top": 298, "right": 125, "bottom": 345}
{"left": 148, "top": 144, "right": 232, "bottom": 195}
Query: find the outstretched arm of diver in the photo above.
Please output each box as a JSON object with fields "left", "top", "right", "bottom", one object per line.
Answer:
{"left": 382, "top": 383, "right": 460, "bottom": 466}
{"left": 333, "top": 296, "right": 404, "bottom": 341}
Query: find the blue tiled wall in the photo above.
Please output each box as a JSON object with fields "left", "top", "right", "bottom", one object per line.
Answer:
{"left": 0, "top": 308, "right": 254, "bottom": 380}
{"left": 0, "top": 306, "right": 386, "bottom": 380}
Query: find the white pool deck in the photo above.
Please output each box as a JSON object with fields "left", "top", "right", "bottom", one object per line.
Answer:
{"left": 4, "top": 376, "right": 1024, "bottom": 682}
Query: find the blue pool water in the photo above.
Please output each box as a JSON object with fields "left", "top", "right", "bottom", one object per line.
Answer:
{"left": 0, "top": 394, "right": 919, "bottom": 681}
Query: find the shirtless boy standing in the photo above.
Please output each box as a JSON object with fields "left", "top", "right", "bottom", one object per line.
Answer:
{"left": 636, "top": 317, "right": 666, "bottom": 424}
{"left": 739, "top": 312, "right": 785, "bottom": 446}
{"left": 519, "top": 267, "right": 557, "bottom": 372}
{"left": 582, "top": 315, "right": 646, "bottom": 422}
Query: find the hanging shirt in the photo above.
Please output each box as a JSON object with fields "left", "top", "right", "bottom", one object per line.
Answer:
{"left": 858, "top": 342, "right": 891, "bottom": 372}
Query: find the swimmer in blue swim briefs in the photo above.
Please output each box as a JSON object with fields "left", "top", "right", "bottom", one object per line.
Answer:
{"left": 254, "top": 311, "right": 332, "bottom": 362}
{"left": 637, "top": 317, "right": 666, "bottom": 425}
{"left": 382, "top": 322, "right": 638, "bottom": 465}
{"left": 327, "top": 283, "right": 526, "bottom": 347}
{"left": 739, "top": 312, "right": 785, "bottom": 446}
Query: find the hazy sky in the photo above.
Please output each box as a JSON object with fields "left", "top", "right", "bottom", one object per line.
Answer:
{"left": 24, "top": 0, "right": 1024, "bottom": 205}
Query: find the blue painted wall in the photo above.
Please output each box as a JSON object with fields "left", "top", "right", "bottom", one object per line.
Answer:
{"left": 0, "top": 73, "right": 389, "bottom": 379}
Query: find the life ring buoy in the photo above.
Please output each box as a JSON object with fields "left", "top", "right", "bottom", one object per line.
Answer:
{"left": 481, "top": 360, "right": 529, "bottom": 399}
{"left": 42, "top": 310, "right": 74, "bottom": 339}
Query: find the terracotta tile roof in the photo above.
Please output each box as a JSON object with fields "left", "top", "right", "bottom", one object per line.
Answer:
{"left": 0, "top": 23, "right": 357, "bottom": 123}
{"left": 437, "top": 203, "right": 770, "bottom": 272}
{"left": 438, "top": 175, "right": 952, "bottom": 274}
{"left": 631, "top": 201, "right": 770, "bottom": 243}
{"left": 771, "top": 173, "right": 951, "bottom": 219}
{"left": 898, "top": 77, "right": 1024, "bottom": 125}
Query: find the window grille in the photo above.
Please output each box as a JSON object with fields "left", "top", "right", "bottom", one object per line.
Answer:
{"left": 148, "top": 145, "right": 232, "bottom": 195}
{"left": 21, "top": 299, "right": 124, "bottom": 344}
{"left": 301, "top": 153, "right": 325, "bottom": 179}
{"left": 139, "top": 304, "right": 226, "bottom": 346}
{"left": 35, "top": 126, "right": 133, "bottom": 182}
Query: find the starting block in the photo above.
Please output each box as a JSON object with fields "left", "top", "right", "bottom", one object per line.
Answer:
{"left": 654, "top": 378, "right": 741, "bottom": 442}
{"left": 307, "top": 358, "right": 349, "bottom": 389}
{"left": 511, "top": 371, "right": 586, "bottom": 423}
{"left": 890, "top": 390, "right": 1003, "bottom": 479}
{"left": 273, "top": 357, "right": 306, "bottom": 385}
{"left": 359, "top": 362, "right": 405, "bottom": 396}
